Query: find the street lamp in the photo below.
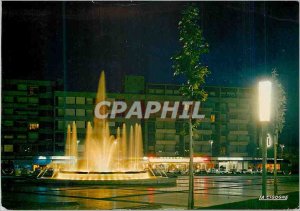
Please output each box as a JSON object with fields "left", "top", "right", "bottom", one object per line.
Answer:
{"left": 258, "top": 80, "right": 272, "bottom": 197}
{"left": 209, "top": 140, "right": 214, "bottom": 156}
{"left": 279, "top": 144, "right": 285, "bottom": 158}
{"left": 267, "top": 134, "right": 272, "bottom": 148}
{"left": 259, "top": 81, "right": 272, "bottom": 122}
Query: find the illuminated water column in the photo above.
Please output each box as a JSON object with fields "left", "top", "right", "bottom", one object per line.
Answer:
{"left": 135, "top": 123, "right": 140, "bottom": 170}
{"left": 84, "top": 121, "right": 93, "bottom": 171}
{"left": 70, "top": 122, "right": 78, "bottom": 157}
{"left": 70, "top": 121, "right": 78, "bottom": 170}
{"left": 93, "top": 71, "right": 106, "bottom": 140}
{"left": 116, "top": 127, "right": 121, "bottom": 171}
{"left": 129, "top": 125, "right": 134, "bottom": 170}
{"left": 65, "top": 124, "right": 71, "bottom": 157}
{"left": 137, "top": 124, "right": 144, "bottom": 170}
{"left": 121, "top": 123, "right": 127, "bottom": 170}
{"left": 64, "top": 124, "right": 71, "bottom": 169}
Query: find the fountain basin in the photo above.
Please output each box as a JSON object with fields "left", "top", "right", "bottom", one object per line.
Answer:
{"left": 37, "top": 171, "right": 176, "bottom": 186}
{"left": 53, "top": 170, "right": 151, "bottom": 181}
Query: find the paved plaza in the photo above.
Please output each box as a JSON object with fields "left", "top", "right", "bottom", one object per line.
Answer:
{"left": 1, "top": 175, "right": 299, "bottom": 209}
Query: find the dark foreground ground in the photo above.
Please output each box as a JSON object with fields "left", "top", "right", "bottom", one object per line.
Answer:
{"left": 201, "top": 191, "right": 299, "bottom": 209}
{"left": 1, "top": 175, "right": 299, "bottom": 210}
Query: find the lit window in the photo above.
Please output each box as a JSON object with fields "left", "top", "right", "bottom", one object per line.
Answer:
{"left": 86, "top": 109, "right": 93, "bottom": 116}
{"left": 4, "top": 145, "right": 13, "bottom": 152}
{"left": 17, "top": 135, "right": 27, "bottom": 139}
{"left": 28, "top": 86, "right": 39, "bottom": 95}
{"left": 76, "top": 121, "right": 85, "bottom": 129}
{"left": 65, "top": 109, "right": 75, "bottom": 116}
{"left": 17, "top": 84, "right": 27, "bottom": 91}
{"left": 76, "top": 97, "right": 85, "bottom": 104}
{"left": 209, "top": 92, "right": 216, "bottom": 97}
{"left": 76, "top": 109, "right": 85, "bottom": 116}
{"left": 4, "top": 135, "right": 13, "bottom": 139}
{"left": 4, "top": 121, "right": 13, "bottom": 127}
{"left": 57, "top": 97, "right": 64, "bottom": 105}
{"left": 57, "top": 109, "right": 64, "bottom": 116}
{"left": 17, "top": 97, "right": 27, "bottom": 103}
{"left": 210, "top": 114, "right": 215, "bottom": 122}
{"left": 66, "top": 97, "right": 75, "bottom": 104}
{"left": 29, "top": 123, "right": 39, "bottom": 130}
{"left": 86, "top": 98, "right": 93, "bottom": 105}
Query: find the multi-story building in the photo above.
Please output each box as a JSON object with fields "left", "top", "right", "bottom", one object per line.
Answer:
{"left": 2, "top": 76, "right": 258, "bottom": 162}
{"left": 144, "top": 83, "right": 258, "bottom": 158}
{"left": 2, "top": 80, "right": 55, "bottom": 158}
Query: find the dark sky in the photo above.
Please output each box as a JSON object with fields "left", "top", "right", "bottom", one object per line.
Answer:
{"left": 2, "top": 1, "right": 299, "bottom": 147}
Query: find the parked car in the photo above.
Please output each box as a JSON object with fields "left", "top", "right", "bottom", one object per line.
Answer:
{"left": 1, "top": 160, "right": 15, "bottom": 176}
{"left": 21, "top": 168, "right": 33, "bottom": 177}
{"left": 1, "top": 167, "right": 14, "bottom": 175}
{"left": 242, "top": 169, "right": 249, "bottom": 174}
{"left": 207, "top": 168, "right": 217, "bottom": 174}
{"left": 242, "top": 169, "right": 252, "bottom": 174}
{"left": 166, "top": 171, "right": 178, "bottom": 178}
{"left": 181, "top": 170, "right": 189, "bottom": 176}
{"left": 194, "top": 169, "right": 207, "bottom": 175}
{"left": 228, "top": 169, "right": 241, "bottom": 174}
{"left": 216, "top": 169, "right": 227, "bottom": 174}
{"left": 252, "top": 169, "right": 262, "bottom": 174}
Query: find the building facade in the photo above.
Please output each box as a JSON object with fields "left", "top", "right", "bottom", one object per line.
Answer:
{"left": 2, "top": 76, "right": 258, "bottom": 160}
{"left": 2, "top": 80, "right": 55, "bottom": 158}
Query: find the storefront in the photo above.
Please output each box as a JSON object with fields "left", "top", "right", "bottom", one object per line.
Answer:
{"left": 250, "top": 158, "right": 286, "bottom": 171}
{"left": 147, "top": 156, "right": 285, "bottom": 172}
{"left": 148, "top": 157, "right": 213, "bottom": 172}
{"left": 216, "top": 157, "right": 248, "bottom": 170}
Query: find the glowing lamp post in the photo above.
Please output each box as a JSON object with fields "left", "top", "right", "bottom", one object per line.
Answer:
{"left": 259, "top": 81, "right": 272, "bottom": 122}
{"left": 258, "top": 80, "right": 272, "bottom": 197}
{"left": 209, "top": 140, "right": 214, "bottom": 156}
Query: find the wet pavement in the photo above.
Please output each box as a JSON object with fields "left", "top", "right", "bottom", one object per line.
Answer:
{"left": 1, "top": 175, "right": 299, "bottom": 209}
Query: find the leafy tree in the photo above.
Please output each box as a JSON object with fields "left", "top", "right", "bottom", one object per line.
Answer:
{"left": 172, "top": 5, "right": 210, "bottom": 103}
{"left": 270, "top": 68, "right": 287, "bottom": 195}
{"left": 271, "top": 69, "right": 287, "bottom": 134}
{"left": 171, "top": 5, "right": 210, "bottom": 209}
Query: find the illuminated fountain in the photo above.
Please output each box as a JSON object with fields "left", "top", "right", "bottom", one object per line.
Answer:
{"left": 45, "top": 71, "right": 152, "bottom": 182}
{"left": 37, "top": 71, "right": 175, "bottom": 185}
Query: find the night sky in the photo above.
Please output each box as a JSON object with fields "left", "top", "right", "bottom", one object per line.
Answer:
{"left": 2, "top": 1, "right": 299, "bottom": 147}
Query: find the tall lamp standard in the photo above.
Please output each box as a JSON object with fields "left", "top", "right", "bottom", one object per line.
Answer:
{"left": 209, "top": 140, "right": 214, "bottom": 156}
{"left": 279, "top": 144, "right": 285, "bottom": 158}
{"left": 258, "top": 80, "right": 272, "bottom": 197}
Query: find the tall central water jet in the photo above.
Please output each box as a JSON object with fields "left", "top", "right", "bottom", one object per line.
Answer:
{"left": 59, "top": 71, "right": 145, "bottom": 179}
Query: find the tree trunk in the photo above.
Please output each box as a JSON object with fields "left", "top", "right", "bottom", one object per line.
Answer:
{"left": 188, "top": 117, "right": 194, "bottom": 209}
{"left": 274, "top": 131, "right": 278, "bottom": 195}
